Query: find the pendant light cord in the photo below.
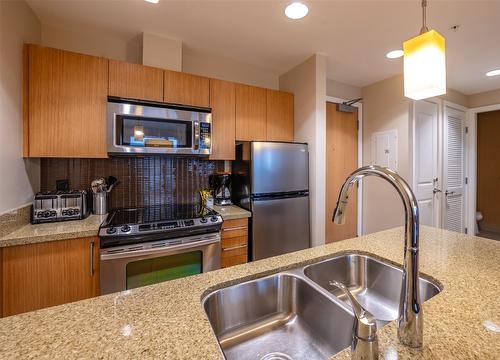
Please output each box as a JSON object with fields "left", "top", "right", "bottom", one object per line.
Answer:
{"left": 420, "top": 0, "right": 429, "bottom": 34}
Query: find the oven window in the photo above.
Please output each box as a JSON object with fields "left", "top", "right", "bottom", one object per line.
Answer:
{"left": 125, "top": 251, "right": 202, "bottom": 290}
{"left": 117, "top": 115, "right": 192, "bottom": 148}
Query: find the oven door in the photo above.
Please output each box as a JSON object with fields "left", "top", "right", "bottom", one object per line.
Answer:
{"left": 100, "top": 233, "right": 221, "bottom": 295}
{"left": 107, "top": 99, "right": 212, "bottom": 155}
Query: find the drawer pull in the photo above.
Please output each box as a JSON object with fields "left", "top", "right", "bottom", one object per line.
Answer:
{"left": 222, "top": 244, "right": 247, "bottom": 252}
{"left": 222, "top": 226, "right": 248, "bottom": 232}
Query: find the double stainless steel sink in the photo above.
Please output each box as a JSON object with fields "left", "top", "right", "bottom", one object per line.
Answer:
{"left": 203, "top": 253, "right": 442, "bottom": 360}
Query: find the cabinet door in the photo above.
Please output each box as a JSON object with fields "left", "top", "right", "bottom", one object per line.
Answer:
{"left": 27, "top": 45, "right": 108, "bottom": 158}
{"left": 209, "top": 79, "right": 236, "bottom": 160}
{"left": 109, "top": 59, "right": 163, "bottom": 101}
{"left": 2, "top": 237, "right": 99, "bottom": 317}
{"left": 235, "top": 84, "right": 267, "bottom": 141}
{"left": 266, "top": 90, "right": 294, "bottom": 142}
{"left": 164, "top": 70, "right": 210, "bottom": 107}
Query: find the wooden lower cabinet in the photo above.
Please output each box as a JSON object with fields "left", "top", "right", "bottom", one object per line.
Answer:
{"left": 1, "top": 237, "right": 100, "bottom": 317}
{"left": 221, "top": 218, "right": 249, "bottom": 268}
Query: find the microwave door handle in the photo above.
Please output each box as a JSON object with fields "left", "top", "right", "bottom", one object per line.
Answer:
{"left": 194, "top": 121, "right": 200, "bottom": 151}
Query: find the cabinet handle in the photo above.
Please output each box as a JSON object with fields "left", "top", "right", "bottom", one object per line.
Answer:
{"left": 222, "top": 244, "right": 247, "bottom": 252}
{"left": 222, "top": 226, "right": 247, "bottom": 232}
{"left": 90, "top": 241, "right": 95, "bottom": 277}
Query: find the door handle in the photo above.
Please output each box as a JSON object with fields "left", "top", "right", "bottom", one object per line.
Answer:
{"left": 445, "top": 190, "right": 455, "bottom": 196}
{"left": 90, "top": 241, "right": 95, "bottom": 277}
{"left": 433, "top": 188, "right": 442, "bottom": 194}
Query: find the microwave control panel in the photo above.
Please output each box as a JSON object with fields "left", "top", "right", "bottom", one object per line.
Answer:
{"left": 199, "top": 122, "right": 212, "bottom": 151}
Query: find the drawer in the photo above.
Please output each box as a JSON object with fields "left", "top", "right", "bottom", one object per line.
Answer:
{"left": 221, "top": 254, "right": 248, "bottom": 268}
{"left": 221, "top": 236, "right": 247, "bottom": 249}
{"left": 221, "top": 218, "right": 248, "bottom": 239}
{"left": 221, "top": 242, "right": 247, "bottom": 258}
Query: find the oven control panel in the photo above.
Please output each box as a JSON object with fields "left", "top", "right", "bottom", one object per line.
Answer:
{"left": 99, "top": 214, "right": 223, "bottom": 238}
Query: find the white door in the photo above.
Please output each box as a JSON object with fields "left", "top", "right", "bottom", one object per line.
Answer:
{"left": 442, "top": 104, "right": 466, "bottom": 233}
{"left": 413, "top": 100, "right": 440, "bottom": 227}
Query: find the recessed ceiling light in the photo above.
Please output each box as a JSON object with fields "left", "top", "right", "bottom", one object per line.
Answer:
{"left": 285, "top": 2, "right": 309, "bottom": 20}
{"left": 486, "top": 69, "right": 500, "bottom": 77}
{"left": 386, "top": 50, "right": 404, "bottom": 59}
{"left": 144, "top": 0, "right": 159, "bottom": 3}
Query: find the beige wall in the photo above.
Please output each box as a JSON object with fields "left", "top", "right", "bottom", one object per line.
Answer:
{"left": 326, "top": 79, "right": 362, "bottom": 101}
{"left": 0, "top": 0, "right": 41, "bottom": 214}
{"left": 361, "top": 74, "right": 410, "bottom": 234}
{"left": 280, "top": 54, "right": 327, "bottom": 247}
{"left": 468, "top": 89, "right": 500, "bottom": 108}
{"left": 183, "top": 47, "right": 278, "bottom": 89}
{"left": 441, "top": 88, "right": 468, "bottom": 108}
{"left": 143, "top": 33, "right": 182, "bottom": 71}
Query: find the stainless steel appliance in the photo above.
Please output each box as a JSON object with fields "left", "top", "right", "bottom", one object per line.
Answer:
{"left": 32, "top": 190, "right": 90, "bottom": 224}
{"left": 107, "top": 97, "right": 212, "bottom": 155}
{"left": 232, "top": 141, "right": 310, "bottom": 260}
{"left": 99, "top": 205, "right": 222, "bottom": 294}
{"left": 210, "top": 173, "right": 232, "bottom": 206}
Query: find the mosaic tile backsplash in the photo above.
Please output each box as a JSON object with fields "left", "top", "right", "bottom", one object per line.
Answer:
{"left": 40, "top": 157, "right": 224, "bottom": 210}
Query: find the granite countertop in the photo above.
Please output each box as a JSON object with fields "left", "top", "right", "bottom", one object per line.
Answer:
{"left": 209, "top": 204, "right": 252, "bottom": 220}
{"left": 1, "top": 226, "right": 499, "bottom": 359}
{"left": 0, "top": 215, "right": 107, "bottom": 247}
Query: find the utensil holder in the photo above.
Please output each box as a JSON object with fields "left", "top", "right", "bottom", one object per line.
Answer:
{"left": 93, "top": 192, "right": 108, "bottom": 215}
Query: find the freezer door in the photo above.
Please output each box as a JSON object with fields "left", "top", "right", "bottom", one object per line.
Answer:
{"left": 252, "top": 195, "right": 310, "bottom": 260}
{"left": 252, "top": 142, "right": 309, "bottom": 194}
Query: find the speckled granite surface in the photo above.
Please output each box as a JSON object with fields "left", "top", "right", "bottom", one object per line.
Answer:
{"left": 0, "top": 204, "right": 31, "bottom": 238}
{"left": 209, "top": 204, "right": 251, "bottom": 220}
{"left": 0, "top": 215, "right": 107, "bottom": 247}
{"left": 0, "top": 226, "right": 499, "bottom": 359}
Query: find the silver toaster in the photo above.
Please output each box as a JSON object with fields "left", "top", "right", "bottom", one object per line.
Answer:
{"left": 32, "top": 190, "right": 90, "bottom": 224}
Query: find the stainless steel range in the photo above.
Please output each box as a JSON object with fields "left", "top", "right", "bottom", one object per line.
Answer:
{"left": 99, "top": 205, "right": 222, "bottom": 295}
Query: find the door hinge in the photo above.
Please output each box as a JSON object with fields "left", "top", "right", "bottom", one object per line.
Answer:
{"left": 465, "top": 177, "right": 468, "bottom": 185}
{"left": 464, "top": 227, "right": 468, "bottom": 234}
{"left": 465, "top": 126, "right": 469, "bottom": 134}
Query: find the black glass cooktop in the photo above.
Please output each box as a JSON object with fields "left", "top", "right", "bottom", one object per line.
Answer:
{"left": 105, "top": 204, "right": 216, "bottom": 227}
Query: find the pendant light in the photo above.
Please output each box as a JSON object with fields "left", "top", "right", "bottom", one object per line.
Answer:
{"left": 403, "top": 0, "right": 446, "bottom": 100}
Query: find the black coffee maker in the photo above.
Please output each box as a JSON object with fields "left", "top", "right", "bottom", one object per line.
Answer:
{"left": 210, "top": 173, "right": 232, "bottom": 206}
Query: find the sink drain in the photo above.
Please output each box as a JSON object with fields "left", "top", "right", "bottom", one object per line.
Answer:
{"left": 260, "top": 352, "right": 294, "bottom": 360}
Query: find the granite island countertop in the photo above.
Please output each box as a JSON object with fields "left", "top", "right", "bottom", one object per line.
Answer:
{"left": 0, "top": 226, "right": 499, "bottom": 359}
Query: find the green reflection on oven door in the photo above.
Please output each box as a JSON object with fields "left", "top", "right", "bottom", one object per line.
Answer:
{"left": 126, "top": 251, "right": 202, "bottom": 290}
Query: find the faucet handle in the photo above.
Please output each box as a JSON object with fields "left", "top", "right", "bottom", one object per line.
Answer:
{"left": 330, "top": 281, "right": 379, "bottom": 360}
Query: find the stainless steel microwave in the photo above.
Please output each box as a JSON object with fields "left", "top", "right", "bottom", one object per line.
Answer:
{"left": 107, "top": 97, "right": 212, "bottom": 155}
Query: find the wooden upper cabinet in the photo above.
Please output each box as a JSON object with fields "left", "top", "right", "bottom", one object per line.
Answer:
{"left": 164, "top": 70, "right": 210, "bottom": 107}
{"left": 235, "top": 84, "right": 267, "bottom": 141}
{"left": 2, "top": 237, "right": 100, "bottom": 317}
{"left": 266, "top": 90, "right": 294, "bottom": 142}
{"left": 26, "top": 45, "right": 108, "bottom": 158}
{"left": 209, "top": 79, "right": 236, "bottom": 160}
{"left": 109, "top": 59, "right": 163, "bottom": 101}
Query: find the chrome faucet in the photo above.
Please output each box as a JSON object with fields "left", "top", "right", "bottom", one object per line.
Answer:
{"left": 330, "top": 281, "right": 379, "bottom": 360}
{"left": 332, "top": 165, "right": 423, "bottom": 348}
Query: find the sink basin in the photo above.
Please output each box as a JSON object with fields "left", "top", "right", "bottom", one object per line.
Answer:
{"left": 304, "top": 253, "right": 442, "bottom": 326}
{"left": 203, "top": 273, "right": 354, "bottom": 360}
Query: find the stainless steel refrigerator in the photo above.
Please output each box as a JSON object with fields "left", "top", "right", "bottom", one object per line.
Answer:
{"left": 232, "top": 141, "right": 310, "bottom": 261}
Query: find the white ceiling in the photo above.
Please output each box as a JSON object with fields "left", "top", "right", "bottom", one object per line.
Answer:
{"left": 27, "top": 0, "right": 500, "bottom": 95}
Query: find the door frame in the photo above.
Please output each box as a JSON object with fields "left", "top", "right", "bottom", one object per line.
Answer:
{"left": 326, "top": 96, "right": 363, "bottom": 236}
{"left": 466, "top": 102, "right": 500, "bottom": 235}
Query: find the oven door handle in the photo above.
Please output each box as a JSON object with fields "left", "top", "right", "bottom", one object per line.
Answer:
{"left": 100, "top": 236, "right": 220, "bottom": 261}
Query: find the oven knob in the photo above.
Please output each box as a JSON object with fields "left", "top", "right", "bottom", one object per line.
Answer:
{"left": 210, "top": 216, "right": 218, "bottom": 222}
{"left": 121, "top": 225, "right": 131, "bottom": 233}
{"left": 200, "top": 217, "right": 208, "bottom": 224}
{"left": 43, "top": 210, "right": 51, "bottom": 218}
{"left": 67, "top": 209, "right": 74, "bottom": 216}
{"left": 106, "top": 226, "right": 117, "bottom": 235}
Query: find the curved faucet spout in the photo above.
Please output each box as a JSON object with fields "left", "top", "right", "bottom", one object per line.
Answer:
{"left": 332, "top": 165, "right": 423, "bottom": 348}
